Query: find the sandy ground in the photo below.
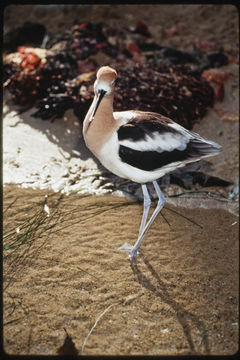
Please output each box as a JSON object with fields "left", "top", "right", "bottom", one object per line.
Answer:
{"left": 3, "top": 4, "right": 239, "bottom": 356}
{"left": 3, "top": 186, "right": 239, "bottom": 355}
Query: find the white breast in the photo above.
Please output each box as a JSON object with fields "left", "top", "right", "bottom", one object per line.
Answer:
{"left": 98, "top": 132, "right": 127, "bottom": 179}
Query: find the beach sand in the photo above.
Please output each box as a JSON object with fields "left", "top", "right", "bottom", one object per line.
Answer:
{"left": 3, "top": 186, "right": 239, "bottom": 355}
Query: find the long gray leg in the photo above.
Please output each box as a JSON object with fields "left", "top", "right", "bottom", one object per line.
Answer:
{"left": 117, "top": 184, "right": 151, "bottom": 253}
{"left": 130, "top": 181, "right": 166, "bottom": 262}
{"left": 117, "top": 181, "right": 166, "bottom": 263}
{"left": 138, "top": 184, "right": 152, "bottom": 237}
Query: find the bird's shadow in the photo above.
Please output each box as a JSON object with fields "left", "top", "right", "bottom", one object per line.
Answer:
{"left": 130, "top": 253, "right": 210, "bottom": 355}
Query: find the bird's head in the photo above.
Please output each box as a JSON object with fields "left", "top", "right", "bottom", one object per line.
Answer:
{"left": 83, "top": 66, "right": 118, "bottom": 131}
{"left": 94, "top": 66, "right": 118, "bottom": 96}
{"left": 88, "top": 66, "right": 117, "bottom": 120}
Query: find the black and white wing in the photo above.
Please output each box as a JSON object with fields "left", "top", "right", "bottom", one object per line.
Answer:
{"left": 117, "top": 111, "right": 221, "bottom": 172}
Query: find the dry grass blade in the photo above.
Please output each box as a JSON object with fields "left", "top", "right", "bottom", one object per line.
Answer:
{"left": 164, "top": 205, "right": 203, "bottom": 229}
{"left": 81, "top": 302, "right": 119, "bottom": 354}
{"left": 3, "top": 190, "right": 105, "bottom": 286}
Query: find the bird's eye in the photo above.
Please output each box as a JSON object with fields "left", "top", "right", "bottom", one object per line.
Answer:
{"left": 110, "top": 79, "right": 117, "bottom": 86}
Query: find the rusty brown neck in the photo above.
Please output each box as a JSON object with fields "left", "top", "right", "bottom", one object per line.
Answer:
{"left": 83, "top": 91, "right": 116, "bottom": 153}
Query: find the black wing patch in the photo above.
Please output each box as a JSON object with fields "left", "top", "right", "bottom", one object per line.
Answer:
{"left": 117, "top": 119, "right": 175, "bottom": 142}
{"left": 118, "top": 139, "right": 218, "bottom": 172}
{"left": 119, "top": 145, "right": 191, "bottom": 171}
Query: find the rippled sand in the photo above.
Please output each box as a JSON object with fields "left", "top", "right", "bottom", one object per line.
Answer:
{"left": 3, "top": 187, "right": 238, "bottom": 355}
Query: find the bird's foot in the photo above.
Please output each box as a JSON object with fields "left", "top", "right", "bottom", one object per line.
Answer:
{"left": 117, "top": 242, "right": 133, "bottom": 254}
{"left": 116, "top": 242, "right": 138, "bottom": 263}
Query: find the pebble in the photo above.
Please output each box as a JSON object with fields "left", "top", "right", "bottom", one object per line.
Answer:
{"left": 123, "top": 294, "right": 139, "bottom": 305}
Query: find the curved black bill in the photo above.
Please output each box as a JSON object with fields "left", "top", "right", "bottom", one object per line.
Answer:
{"left": 92, "top": 89, "right": 106, "bottom": 119}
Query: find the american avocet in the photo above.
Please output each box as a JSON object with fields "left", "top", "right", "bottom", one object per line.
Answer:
{"left": 83, "top": 66, "right": 221, "bottom": 262}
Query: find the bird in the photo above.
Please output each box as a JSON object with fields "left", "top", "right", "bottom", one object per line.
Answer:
{"left": 83, "top": 65, "right": 221, "bottom": 263}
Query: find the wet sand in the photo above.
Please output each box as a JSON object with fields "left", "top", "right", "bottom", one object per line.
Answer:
{"left": 3, "top": 186, "right": 239, "bottom": 355}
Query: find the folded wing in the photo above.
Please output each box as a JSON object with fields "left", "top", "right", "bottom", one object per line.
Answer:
{"left": 117, "top": 112, "right": 221, "bottom": 172}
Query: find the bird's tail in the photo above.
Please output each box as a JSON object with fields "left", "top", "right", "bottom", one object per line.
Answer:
{"left": 189, "top": 136, "right": 222, "bottom": 158}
